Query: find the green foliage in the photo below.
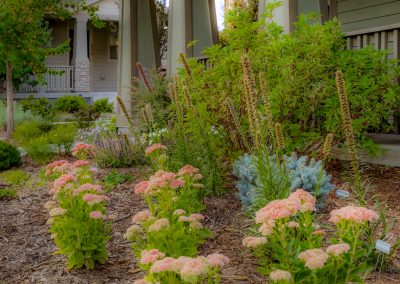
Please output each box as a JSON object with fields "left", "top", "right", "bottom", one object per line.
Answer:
{"left": 54, "top": 95, "right": 88, "bottom": 114}
{"left": 184, "top": 8, "right": 399, "bottom": 156}
{"left": 20, "top": 95, "right": 54, "bottom": 119}
{"left": 93, "top": 134, "right": 145, "bottom": 168}
{"left": 0, "top": 188, "right": 17, "bottom": 199}
{"left": 0, "top": 140, "right": 21, "bottom": 171}
{"left": 0, "top": 101, "right": 43, "bottom": 130}
{"left": 101, "top": 170, "right": 132, "bottom": 191}
{"left": 45, "top": 124, "right": 78, "bottom": 154}
{"left": 46, "top": 161, "right": 110, "bottom": 269}
{"left": 12, "top": 118, "right": 52, "bottom": 144}
{"left": 74, "top": 105, "right": 101, "bottom": 129}
{"left": 94, "top": 98, "right": 113, "bottom": 113}
{"left": 0, "top": 169, "right": 29, "bottom": 185}
{"left": 24, "top": 136, "right": 55, "bottom": 164}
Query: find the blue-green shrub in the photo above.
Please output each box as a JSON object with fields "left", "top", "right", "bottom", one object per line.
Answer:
{"left": 233, "top": 152, "right": 333, "bottom": 211}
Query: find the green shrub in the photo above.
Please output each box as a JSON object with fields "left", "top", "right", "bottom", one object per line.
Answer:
{"left": 54, "top": 95, "right": 88, "bottom": 113}
{"left": 94, "top": 98, "right": 113, "bottom": 113}
{"left": 0, "top": 141, "right": 22, "bottom": 171}
{"left": 0, "top": 169, "right": 29, "bottom": 186}
{"left": 13, "top": 118, "right": 52, "bottom": 144}
{"left": 20, "top": 95, "right": 54, "bottom": 119}
{"left": 75, "top": 106, "right": 101, "bottom": 129}
{"left": 45, "top": 123, "right": 78, "bottom": 154}
{"left": 101, "top": 170, "right": 132, "bottom": 191}
{"left": 24, "top": 136, "right": 55, "bottom": 164}
{"left": 0, "top": 188, "right": 17, "bottom": 199}
{"left": 0, "top": 101, "right": 43, "bottom": 130}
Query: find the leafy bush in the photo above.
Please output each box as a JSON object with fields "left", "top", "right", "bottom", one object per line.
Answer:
{"left": 0, "top": 188, "right": 17, "bottom": 199}
{"left": 24, "top": 136, "right": 55, "bottom": 164}
{"left": 54, "top": 95, "right": 87, "bottom": 113}
{"left": 45, "top": 160, "right": 110, "bottom": 269}
{"left": 233, "top": 152, "right": 333, "bottom": 211}
{"left": 0, "top": 140, "right": 21, "bottom": 171}
{"left": 93, "top": 134, "right": 145, "bottom": 168}
{"left": 0, "top": 169, "right": 29, "bottom": 185}
{"left": 13, "top": 118, "right": 52, "bottom": 144}
{"left": 243, "top": 190, "right": 379, "bottom": 283}
{"left": 101, "top": 170, "right": 132, "bottom": 191}
{"left": 0, "top": 100, "right": 42, "bottom": 130}
{"left": 74, "top": 105, "right": 101, "bottom": 129}
{"left": 45, "top": 124, "right": 77, "bottom": 154}
{"left": 94, "top": 98, "right": 113, "bottom": 113}
{"left": 180, "top": 8, "right": 399, "bottom": 155}
{"left": 20, "top": 95, "right": 54, "bottom": 119}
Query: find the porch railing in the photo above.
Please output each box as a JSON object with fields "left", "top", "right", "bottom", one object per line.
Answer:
{"left": 17, "top": 66, "right": 75, "bottom": 93}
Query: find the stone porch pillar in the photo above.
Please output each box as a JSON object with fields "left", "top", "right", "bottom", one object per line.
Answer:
{"left": 166, "top": 0, "right": 219, "bottom": 76}
{"left": 73, "top": 12, "right": 90, "bottom": 92}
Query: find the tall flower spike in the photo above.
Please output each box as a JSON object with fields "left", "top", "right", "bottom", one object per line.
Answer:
{"left": 274, "top": 122, "right": 284, "bottom": 150}
{"left": 179, "top": 52, "right": 192, "bottom": 77}
{"left": 116, "top": 95, "right": 134, "bottom": 127}
{"left": 335, "top": 70, "right": 362, "bottom": 202}
{"left": 140, "top": 108, "right": 149, "bottom": 126}
{"left": 136, "top": 62, "right": 153, "bottom": 92}
{"left": 144, "top": 104, "right": 154, "bottom": 124}
{"left": 225, "top": 97, "right": 250, "bottom": 151}
{"left": 168, "top": 82, "right": 183, "bottom": 119}
{"left": 322, "top": 133, "right": 334, "bottom": 160}
{"left": 241, "top": 54, "right": 261, "bottom": 149}
{"left": 183, "top": 83, "right": 195, "bottom": 111}
{"left": 258, "top": 74, "right": 275, "bottom": 145}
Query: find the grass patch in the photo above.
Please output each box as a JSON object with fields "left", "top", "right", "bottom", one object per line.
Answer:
{"left": 101, "top": 171, "right": 132, "bottom": 191}
{"left": 0, "top": 188, "right": 17, "bottom": 199}
{"left": 0, "top": 169, "right": 29, "bottom": 186}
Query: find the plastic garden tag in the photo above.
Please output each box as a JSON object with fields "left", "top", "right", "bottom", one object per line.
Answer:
{"left": 375, "top": 240, "right": 391, "bottom": 254}
{"left": 336, "top": 189, "right": 349, "bottom": 199}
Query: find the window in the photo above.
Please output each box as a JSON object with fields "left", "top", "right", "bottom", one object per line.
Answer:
{"left": 109, "top": 27, "right": 118, "bottom": 60}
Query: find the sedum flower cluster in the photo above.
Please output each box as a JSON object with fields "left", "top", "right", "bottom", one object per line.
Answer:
{"left": 126, "top": 144, "right": 229, "bottom": 283}
{"left": 243, "top": 188, "right": 379, "bottom": 283}
{"left": 44, "top": 156, "right": 110, "bottom": 269}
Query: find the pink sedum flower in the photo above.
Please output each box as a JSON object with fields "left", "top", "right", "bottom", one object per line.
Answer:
{"left": 288, "top": 189, "right": 316, "bottom": 212}
{"left": 72, "top": 142, "right": 95, "bottom": 157}
{"left": 170, "top": 178, "right": 185, "bottom": 189}
{"left": 140, "top": 249, "right": 165, "bottom": 265}
{"left": 326, "top": 243, "right": 351, "bottom": 256}
{"left": 72, "top": 160, "right": 90, "bottom": 168}
{"left": 178, "top": 165, "right": 200, "bottom": 177}
{"left": 242, "top": 236, "right": 267, "bottom": 248}
{"left": 49, "top": 207, "right": 67, "bottom": 217}
{"left": 134, "top": 181, "right": 150, "bottom": 195}
{"left": 270, "top": 269, "right": 292, "bottom": 282}
{"left": 287, "top": 221, "right": 300, "bottom": 228}
{"left": 255, "top": 199, "right": 299, "bottom": 224}
{"left": 180, "top": 256, "right": 209, "bottom": 282}
{"left": 89, "top": 211, "right": 103, "bottom": 219}
{"left": 174, "top": 256, "right": 193, "bottom": 272}
{"left": 132, "top": 209, "right": 152, "bottom": 224}
{"left": 150, "top": 257, "right": 176, "bottom": 273}
{"left": 148, "top": 218, "right": 170, "bottom": 232}
{"left": 145, "top": 143, "right": 167, "bottom": 156}
{"left": 44, "top": 200, "right": 57, "bottom": 210}
{"left": 313, "top": 229, "right": 326, "bottom": 236}
{"left": 258, "top": 220, "right": 275, "bottom": 236}
{"left": 329, "top": 206, "right": 379, "bottom": 224}
{"left": 298, "top": 248, "right": 328, "bottom": 270}
{"left": 82, "top": 194, "right": 110, "bottom": 205}
{"left": 133, "top": 280, "right": 150, "bottom": 284}
{"left": 206, "top": 253, "right": 230, "bottom": 268}
{"left": 53, "top": 174, "right": 77, "bottom": 190}
{"left": 188, "top": 214, "right": 205, "bottom": 221}
{"left": 124, "top": 225, "right": 143, "bottom": 239}
{"left": 173, "top": 209, "right": 186, "bottom": 216}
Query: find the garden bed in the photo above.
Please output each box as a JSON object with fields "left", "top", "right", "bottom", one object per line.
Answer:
{"left": 0, "top": 160, "right": 399, "bottom": 283}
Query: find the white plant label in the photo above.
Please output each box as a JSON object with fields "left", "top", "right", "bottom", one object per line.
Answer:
{"left": 336, "top": 189, "right": 349, "bottom": 199}
{"left": 375, "top": 240, "right": 391, "bottom": 254}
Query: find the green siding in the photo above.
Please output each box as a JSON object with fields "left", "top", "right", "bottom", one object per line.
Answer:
{"left": 338, "top": 0, "right": 400, "bottom": 33}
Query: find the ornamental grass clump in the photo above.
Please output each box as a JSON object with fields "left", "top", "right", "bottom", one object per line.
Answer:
{"left": 44, "top": 159, "right": 110, "bottom": 269}
{"left": 243, "top": 189, "right": 380, "bottom": 283}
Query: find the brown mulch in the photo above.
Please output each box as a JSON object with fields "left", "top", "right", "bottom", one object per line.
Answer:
{"left": 1, "top": 160, "right": 400, "bottom": 283}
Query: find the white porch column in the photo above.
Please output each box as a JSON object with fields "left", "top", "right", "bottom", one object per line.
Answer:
{"left": 259, "top": 0, "right": 294, "bottom": 33}
{"left": 166, "top": 0, "right": 219, "bottom": 76}
{"left": 117, "top": 0, "right": 160, "bottom": 129}
{"left": 73, "top": 12, "right": 90, "bottom": 92}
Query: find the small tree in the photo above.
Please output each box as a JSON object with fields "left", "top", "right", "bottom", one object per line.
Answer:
{"left": 0, "top": 0, "right": 103, "bottom": 139}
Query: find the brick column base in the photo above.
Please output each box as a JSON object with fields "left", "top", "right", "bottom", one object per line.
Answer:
{"left": 73, "top": 59, "right": 90, "bottom": 92}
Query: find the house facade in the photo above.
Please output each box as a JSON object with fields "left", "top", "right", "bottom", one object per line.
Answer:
{"left": 14, "top": 0, "right": 120, "bottom": 103}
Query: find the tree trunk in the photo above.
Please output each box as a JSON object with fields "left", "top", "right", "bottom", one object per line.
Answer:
{"left": 6, "top": 62, "right": 14, "bottom": 140}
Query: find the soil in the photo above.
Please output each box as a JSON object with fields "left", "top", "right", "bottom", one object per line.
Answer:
{"left": 1, "top": 159, "right": 400, "bottom": 283}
